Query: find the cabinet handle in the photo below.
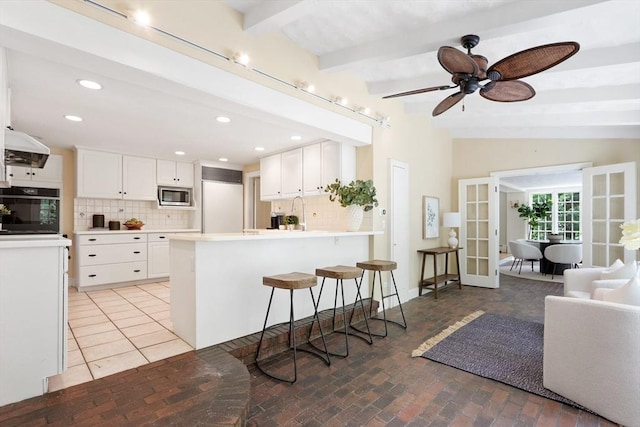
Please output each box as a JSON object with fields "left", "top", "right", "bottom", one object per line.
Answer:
{"left": 133, "top": 251, "right": 141, "bottom": 254}
{"left": 119, "top": 191, "right": 122, "bottom": 194}
{"left": 134, "top": 237, "right": 141, "bottom": 240}
{"left": 89, "top": 238, "right": 97, "bottom": 242}
{"left": 89, "top": 274, "right": 97, "bottom": 278}
{"left": 31, "top": 172, "right": 35, "bottom": 176}
{"left": 88, "top": 254, "right": 97, "bottom": 257}
{"left": 159, "top": 236, "right": 166, "bottom": 239}
{"left": 134, "top": 269, "right": 141, "bottom": 273}
{"left": 8, "top": 173, "right": 13, "bottom": 177}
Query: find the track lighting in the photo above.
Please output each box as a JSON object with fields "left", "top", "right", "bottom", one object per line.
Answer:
{"left": 231, "top": 52, "right": 250, "bottom": 67}
{"left": 296, "top": 81, "right": 315, "bottom": 93}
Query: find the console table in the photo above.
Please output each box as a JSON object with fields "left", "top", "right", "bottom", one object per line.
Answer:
{"left": 418, "top": 247, "right": 462, "bottom": 299}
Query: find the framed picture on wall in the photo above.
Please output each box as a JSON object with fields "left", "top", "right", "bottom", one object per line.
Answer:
{"left": 423, "top": 196, "right": 439, "bottom": 239}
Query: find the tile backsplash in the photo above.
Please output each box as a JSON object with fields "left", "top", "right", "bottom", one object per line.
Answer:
{"left": 270, "top": 196, "right": 373, "bottom": 231}
{"left": 74, "top": 198, "right": 192, "bottom": 231}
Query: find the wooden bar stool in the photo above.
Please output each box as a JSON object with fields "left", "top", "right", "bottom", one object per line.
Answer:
{"left": 254, "top": 272, "right": 330, "bottom": 383}
{"left": 356, "top": 260, "right": 407, "bottom": 337}
{"left": 310, "top": 265, "right": 373, "bottom": 357}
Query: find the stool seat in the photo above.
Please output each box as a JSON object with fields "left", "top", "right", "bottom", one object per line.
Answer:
{"left": 315, "top": 265, "right": 362, "bottom": 280}
{"left": 263, "top": 272, "right": 317, "bottom": 290}
{"left": 357, "top": 260, "right": 397, "bottom": 271}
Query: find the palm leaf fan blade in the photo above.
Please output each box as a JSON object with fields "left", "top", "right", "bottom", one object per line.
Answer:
{"left": 487, "top": 42, "right": 579, "bottom": 81}
{"left": 480, "top": 80, "right": 535, "bottom": 102}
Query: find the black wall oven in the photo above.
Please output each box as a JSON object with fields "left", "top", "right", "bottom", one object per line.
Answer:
{"left": 0, "top": 186, "right": 60, "bottom": 234}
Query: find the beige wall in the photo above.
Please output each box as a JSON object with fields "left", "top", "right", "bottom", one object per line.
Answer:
{"left": 452, "top": 139, "right": 640, "bottom": 214}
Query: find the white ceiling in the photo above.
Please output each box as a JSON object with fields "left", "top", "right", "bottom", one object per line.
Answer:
{"left": 1, "top": 0, "right": 639, "bottom": 171}
{"left": 228, "top": 0, "right": 640, "bottom": 139}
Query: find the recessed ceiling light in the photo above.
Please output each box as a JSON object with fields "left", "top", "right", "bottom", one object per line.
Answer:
{"left": 175, "top": 151, "right": 185, "bottom": 156}
{"left": 254, "top": 147, "right": 265, "bottom": 151}
{"left": 219, "top": 157, "right": 228, "bottom": 162}
{"left": 131, "top": 10, "right": 151, "bottom": 26}
{"left": 64, "top": 115, "right": 83, "bottom": 122}
{"left": 290, "top": 135, "right": 302, "bottom": 141}
{"left": 232, "top": 52, "right": 250, "bottom": 66}
{"left": 77, "top": 79, "right": 102, "bottom": 90}
{"left": 216, "top": 116, "right": 231, "bottom": 123}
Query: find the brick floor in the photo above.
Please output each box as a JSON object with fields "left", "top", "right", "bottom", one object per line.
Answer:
{"left": 0, "top": 274, "right": 618, "bottom": 426}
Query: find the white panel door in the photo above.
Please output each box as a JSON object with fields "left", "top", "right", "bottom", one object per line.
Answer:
{"left": 582, "top": 161, "right": 637, "bottom": 267}
{"left": 459, "top": 177, "right": 499, "bottom": 288}
{"left": 389, "top": 160, "right": 410, "bottom": 304}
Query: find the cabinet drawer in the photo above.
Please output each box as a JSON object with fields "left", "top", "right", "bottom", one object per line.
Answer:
{"left": 78, "top": 262, "right": 148, "bottom": 287}
{"left": 78, "top": 233, "right": 147, "bottom": 245}
{"left": 147, "top": 233, "right": 172, "bottom": 242}
{"left": 78, "top": 243, "right": 147, "bottom": 266}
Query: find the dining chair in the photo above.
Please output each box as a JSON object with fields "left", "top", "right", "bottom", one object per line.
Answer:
{"left": 508, "top": 240, "right": 543, "bottom": 274}
{"left": 544, "top": 244, "right": 583, "bottom": 279}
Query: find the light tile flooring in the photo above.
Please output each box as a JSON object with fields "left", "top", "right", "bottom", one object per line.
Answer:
{"left": 48, "top": 281, "right": 192, "bottom": 392}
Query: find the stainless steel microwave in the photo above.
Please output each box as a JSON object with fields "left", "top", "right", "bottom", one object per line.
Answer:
{"left": 158, "top": 186, "right": 192, "bottom": 207}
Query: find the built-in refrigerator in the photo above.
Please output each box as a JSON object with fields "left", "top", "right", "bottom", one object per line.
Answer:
{"left": 201, "top": 180, "right": 244, "bottom": 233}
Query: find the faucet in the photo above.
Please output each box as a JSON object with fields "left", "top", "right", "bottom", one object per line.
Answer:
{"left": 291, "top": 196, "right": 306, "bottom": 231}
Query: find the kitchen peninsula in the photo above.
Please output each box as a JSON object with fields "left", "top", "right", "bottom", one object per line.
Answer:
{"left": 169, "top": 230, "right": 381, "bottom": 349}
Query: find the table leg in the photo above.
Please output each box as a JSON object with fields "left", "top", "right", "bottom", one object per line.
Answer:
{"left": 432, "top": 253, "right": 439, "bottom": 299}
{"left": 419, "top": 253, "right": 426, "bottom": 296}
{"left": 455, "top": 249, "right": 462, "bottom": 289}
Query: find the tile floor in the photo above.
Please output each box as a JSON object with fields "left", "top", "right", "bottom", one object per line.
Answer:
{"left": 48, "top": 281, "right": 192, "bottom": 392}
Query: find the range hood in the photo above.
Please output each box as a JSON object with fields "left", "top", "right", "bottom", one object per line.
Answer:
{"left": 4, "top": 128, "right": 50, "bottom": 168}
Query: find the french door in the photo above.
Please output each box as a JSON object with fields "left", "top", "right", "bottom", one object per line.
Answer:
{"left": 459, "top": 177, "right": 499, "bottom": 288}
{"left": 582, "top": 162, "right": 637, "bottom": 267}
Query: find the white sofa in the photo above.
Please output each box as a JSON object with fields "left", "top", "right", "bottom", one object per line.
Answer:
{"left": 544, "top": 295, "right": 640, "bottom": 426}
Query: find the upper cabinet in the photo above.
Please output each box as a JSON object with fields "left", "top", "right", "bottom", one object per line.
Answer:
{"left": 260, "top": 148, "right": 303, "bottom": 200}
{"left": 260, "top": 141, "right": 355, "bottom": 201}
{"left": 157, "top": 160, "right": 194, "bottom": 188}
{"left": 76, "top": 148, "right": 156, "bottom": 200}
{"left": 303, "top": 141, "right": 355, "bottom": 197}
{"left": 8, "top": 153, "right": 63, "bottom": 188}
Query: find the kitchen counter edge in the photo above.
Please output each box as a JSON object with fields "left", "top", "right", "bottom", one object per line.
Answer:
{"left": 73, "top": 229, "right": 200, "bottom": 235}
{"left": 169, "top": 230, "right": 383, "bottom": 242}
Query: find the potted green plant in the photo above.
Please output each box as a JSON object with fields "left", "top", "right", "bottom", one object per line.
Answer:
{"left": 0, "top": 203, "right": 10, "bottom": 231}
{"left": 517, "top": 200, "right": 552, "bottom": 239}
{"left": 284, "top": 215, "right": 298, "bottom": 231}
{"left": 326, "top": 179, "right": 378, "bottom": 231}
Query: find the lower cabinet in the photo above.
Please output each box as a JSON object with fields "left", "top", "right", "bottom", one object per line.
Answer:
{"left": 148, "top": 233, "right": 171, "bottom": 278}
{"left": 76, "top": 232, "right": 148, "bottom": 290}
{"left": 75, "top": 231, "right": 189, "bottom": 290}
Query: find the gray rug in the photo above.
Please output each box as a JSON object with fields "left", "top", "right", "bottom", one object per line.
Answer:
{"left": 413, "top": 311, "right": 587, "bottom": 410}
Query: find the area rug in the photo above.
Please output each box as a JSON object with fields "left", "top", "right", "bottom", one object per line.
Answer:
{"left": 412, "top": 311, "right": 587, "bottom": 410}
{"left": 499, "top": 256, "right": 562, "bottom": 283}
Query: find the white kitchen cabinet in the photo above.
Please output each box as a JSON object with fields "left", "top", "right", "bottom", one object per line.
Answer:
{"left": 281, "top": 148, "right": 303, "bottom": 198}
{"left": 0, "top": 237, "right": 70, "bottom": 406}
{"left": 122, "top": 155, "right": 157, "bottom": 200}
{"left": 260, "top": 153, "right": 282, "bottom": 200}
{"left": 260, "top": 149, "right": 303, "bottom": 201}
{"left": 75, "top": 232, "right": 148, "bottom": 290}
{"left": 157, "top": 159, "right": 194, "bottom": 188}
{"left": 303, "top": 141, "right": 356, "bottom": 197}
{"left": 76, "top": 148, "right": 156, "bottom": 200}
{"left": 147, "top": 232, "right": 171, "bottom": 278}
{"left": 8, "top": 154, "right": 63, "bottom": 188}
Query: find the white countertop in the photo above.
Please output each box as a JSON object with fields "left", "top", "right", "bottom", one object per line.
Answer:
{"left": 170, "top": 229, "right": 382, "bottom": 242}
{"left": 74, "top": 228, "right": 200, "bottom": 235}
{"left": 0, "top": 234, "right": 72, "bottom": 248}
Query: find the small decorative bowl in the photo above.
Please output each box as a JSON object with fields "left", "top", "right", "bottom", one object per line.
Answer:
{"left": 124, "top": 222, "right": 144, "bottom": 230}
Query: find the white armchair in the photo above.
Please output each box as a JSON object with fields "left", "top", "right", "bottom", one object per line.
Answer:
{"left": 563, "top": 267, "right": 627, "bottom": 299}
{"left": 544, "top": 296, "right": 640, "bottom": 426}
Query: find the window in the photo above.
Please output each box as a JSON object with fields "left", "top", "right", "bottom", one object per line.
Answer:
{"left": 530, "top": 190, "right": 581, "bottom": 241}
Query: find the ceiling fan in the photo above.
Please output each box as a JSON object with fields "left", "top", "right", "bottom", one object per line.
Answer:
{"left": 383, "top": 35, "right": 580, "bottom": 116}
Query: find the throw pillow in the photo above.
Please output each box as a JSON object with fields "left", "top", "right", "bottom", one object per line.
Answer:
{"left": 602, "top": 266, "right": 640, "bottom": 306}
{"left": 600, "top": 260, "right": 636, "bottom": 280}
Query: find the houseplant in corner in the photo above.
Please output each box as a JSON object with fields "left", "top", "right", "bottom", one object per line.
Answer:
{"left": 516, "top": 200, "right": 552, "bottom": 240}
{"left": 326, "top": 179, "right": 378, "bottom": 231}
